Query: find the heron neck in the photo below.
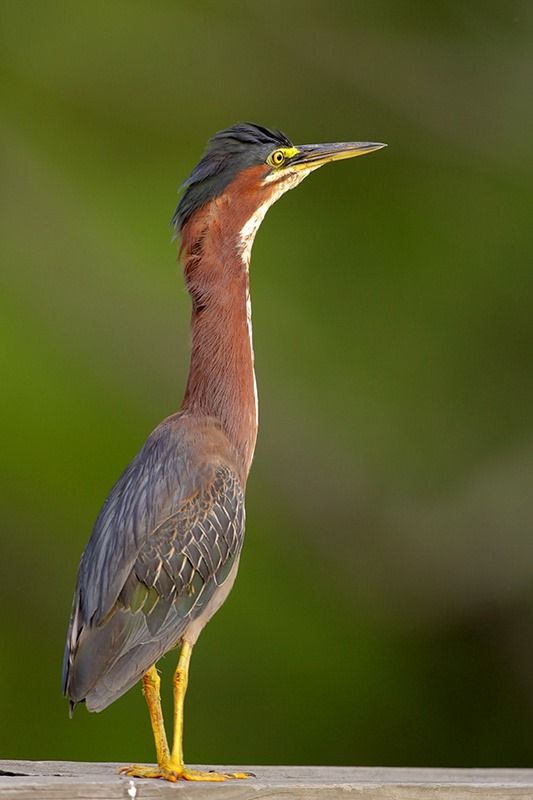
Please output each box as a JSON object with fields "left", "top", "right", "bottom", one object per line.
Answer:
{"left": 179, "top": 203, "right": 258, "bottom": 479}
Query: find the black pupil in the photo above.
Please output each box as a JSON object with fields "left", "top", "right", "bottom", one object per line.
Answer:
{"left": 275, "top": 152, "right": 282, "bottom": 162}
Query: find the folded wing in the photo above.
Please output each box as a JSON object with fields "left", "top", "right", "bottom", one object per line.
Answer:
{"left": 63, "top": 418, "right": 244, "bottom": 712}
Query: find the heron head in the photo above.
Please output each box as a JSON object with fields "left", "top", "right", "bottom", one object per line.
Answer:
{"left": 173, "top": 122, "right": 386, "bottom": 236}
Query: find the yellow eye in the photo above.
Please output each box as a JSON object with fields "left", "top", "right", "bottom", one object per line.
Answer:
{"left": 267, "top": 149, "right": 286, "bottom": 167}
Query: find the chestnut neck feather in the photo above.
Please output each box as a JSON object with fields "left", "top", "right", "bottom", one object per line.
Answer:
{"left": 179, "top": 166, "right": 271, "bottom": 481}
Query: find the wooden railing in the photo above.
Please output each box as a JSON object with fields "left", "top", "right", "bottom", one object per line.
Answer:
{"left": 1, "top": 760, "right": 533, "bottom": 798}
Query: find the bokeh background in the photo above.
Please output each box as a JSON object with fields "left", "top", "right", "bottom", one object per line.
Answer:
{"left": 1, "top": 0, "right": 533, "bottom": 769}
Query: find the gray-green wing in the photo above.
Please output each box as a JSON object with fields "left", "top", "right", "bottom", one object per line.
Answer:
{"left": 64, "top": 464, "right": 244, "bottom": 712}
{"left": 123, "top": 465, "right": 244, "bottom": 633}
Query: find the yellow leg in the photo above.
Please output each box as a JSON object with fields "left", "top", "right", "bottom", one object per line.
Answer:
{"left": 121, "top": 642, "right": 250, "bottom": 782}
{"left": 120, "top": 665, "right": 171, "bottom": 779}
{"left": 168, "top": 640, "right": 250, "bottom": 781}
{"left": 143, "top": 665, "right": 169, "bottom": 764}
{"left": 170, "top": 638, "right": 191, "bottom": 768}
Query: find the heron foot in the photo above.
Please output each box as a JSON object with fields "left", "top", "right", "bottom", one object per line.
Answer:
{"left": 119, "top": 763, "right": 252, "bottom": 782}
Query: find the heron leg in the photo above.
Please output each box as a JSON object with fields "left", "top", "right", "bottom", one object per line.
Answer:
{"left": 119, "top": 665, "right": 171, "bottom": 779}
{"left": 168, "top": 639, "right": 250, "bottom": 781}
{"left": 170, "top": 638, "right": 191, "bottom": 768}
{"left": 121, "top": 642, "right": 250, "bottom": 782}
{"left": 143, "top": 665, "right": 170, "bottom": 764}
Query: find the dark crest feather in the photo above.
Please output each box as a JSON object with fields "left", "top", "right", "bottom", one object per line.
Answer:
{"left": 172, "top": 122, "right": 293, "bottom": 233}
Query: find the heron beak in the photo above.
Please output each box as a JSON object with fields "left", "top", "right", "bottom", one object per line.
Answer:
{"left": 289, "top": 141, "right": 387, "bottom": 171}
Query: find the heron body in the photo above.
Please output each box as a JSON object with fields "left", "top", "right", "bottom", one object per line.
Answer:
{"left": 63, "top": 123, "right": 385, "bottom": 781}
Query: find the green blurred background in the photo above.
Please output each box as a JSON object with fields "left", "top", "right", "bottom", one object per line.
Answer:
{"left": 1, "top": 0, "right": 533, "bottom": 769}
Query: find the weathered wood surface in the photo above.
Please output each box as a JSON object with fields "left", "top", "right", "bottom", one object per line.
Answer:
{"left": 1, "top": 761, "right": 533, "bottom": 799}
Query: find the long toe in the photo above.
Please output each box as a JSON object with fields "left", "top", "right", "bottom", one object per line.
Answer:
{"left": 119, "top": 764, "right": 179, "bottom": 782}
{"left": 182, "top": 768, "right": 252, "bottom": 782}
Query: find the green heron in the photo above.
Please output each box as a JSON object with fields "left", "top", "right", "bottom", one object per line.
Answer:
{"left": 63, "top": 123, "right": 386, "bottom": 782}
